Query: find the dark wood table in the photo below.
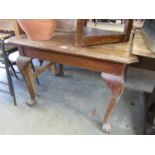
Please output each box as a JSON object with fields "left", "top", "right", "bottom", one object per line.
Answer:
{"left": 8, "top": 32, "right": 138, "bottom": 133}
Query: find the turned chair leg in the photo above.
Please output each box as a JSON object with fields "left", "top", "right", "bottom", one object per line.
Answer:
{"left": 101, "top": 72, "right": 125, "bottom": 133}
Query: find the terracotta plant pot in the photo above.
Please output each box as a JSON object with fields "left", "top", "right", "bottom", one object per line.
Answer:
{"left": 17, "top": 19, "right": 57, "bottom": 41}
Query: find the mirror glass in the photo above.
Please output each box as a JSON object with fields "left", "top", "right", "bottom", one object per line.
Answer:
{"left": 85, "top": 19, "right": 125, "bottom": 36}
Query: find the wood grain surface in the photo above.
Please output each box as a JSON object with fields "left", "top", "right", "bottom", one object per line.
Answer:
{"left": 8, "top": 32, "right": 138, "bottom": 64}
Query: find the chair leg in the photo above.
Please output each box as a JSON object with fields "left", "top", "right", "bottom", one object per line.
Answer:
{"left": 8, "top": 60, "right": 19, "bottom": 80}
{"left": 4, "top": 56, "right": 17, "bottom": 105}
{"left": 1, "top": 41, "right": 17, "bottom": 105}
{"left": 39, "top": 59, "right": 44, "bottom": 66}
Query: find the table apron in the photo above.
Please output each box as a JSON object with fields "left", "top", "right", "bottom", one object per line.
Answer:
{"left": 21, "top": 46, "right": 126, "bottom": 76}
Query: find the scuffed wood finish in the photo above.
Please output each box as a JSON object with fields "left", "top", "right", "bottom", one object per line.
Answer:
{"left": 8, "top": 32, "right": 138, "bottom": 133}
{"left": 17, "top": 49, "right": 126, "bottom": 130}
{"left": 101, "top": 64, "right": 125, "bottom": 133}
{"left": 15, "top": 46, "right": 127, "bottom": 132}
{"left": 132, "top": 30, "right": 155, "bottom": 58}
{"left": 75, "top": 19, "right": 133, "bottom": 47}
{"left": 22, "top": 47, "right": 126, "bottom": 75}
{"left": 8, "top": 33, "right": 138, "bottom": 64}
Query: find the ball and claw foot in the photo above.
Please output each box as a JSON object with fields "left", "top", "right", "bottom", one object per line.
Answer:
{"left": 102, "top": 123, "right": 111, "bottom": 134}
{"left": 26, "top": 99, "right": 37, "bottom": 107}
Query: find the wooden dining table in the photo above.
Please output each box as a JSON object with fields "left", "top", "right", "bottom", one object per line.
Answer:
{"left": 8, "top": 31, "right": 139, "bottom": 133}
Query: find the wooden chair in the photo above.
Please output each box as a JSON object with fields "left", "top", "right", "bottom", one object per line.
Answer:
{"left": 0, "top": 19, "right": 33, "bottom": 105}
{"left": 0, "top": 33, "right": 17, "bottom": 105}
{"left": 0, "top": 20, "right": 20, "bottom": 79}
{"left": 0, "top": 20, "right": 42, "bottom": 84}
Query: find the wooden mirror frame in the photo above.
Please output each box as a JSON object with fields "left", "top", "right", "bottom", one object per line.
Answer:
{"left": 75, "top": 19, "right": 133, "bottom": 47}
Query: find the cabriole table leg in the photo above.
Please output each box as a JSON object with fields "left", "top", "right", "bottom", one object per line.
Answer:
{"left": 101, "top": 66, "right": 125, "bottom": 133}
{"left": 16, "top": 56, "right": 37, "bottom": 106}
